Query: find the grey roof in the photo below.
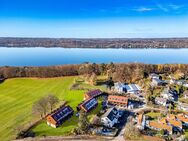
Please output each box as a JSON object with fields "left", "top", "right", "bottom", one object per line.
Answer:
{"left": 102, "top": 107, "right": 118, "bottom": 121}
{"left": 82, "top": 98, "right": 98, "bottom": 111}
{"left": 125, "top": 84, "right": 140, "bottom": 91}
{"left": 51, "top": 106, "right": 74, "bottom": 122}
{"left": 152, "top": 78, "right": 163, "bottom": 83}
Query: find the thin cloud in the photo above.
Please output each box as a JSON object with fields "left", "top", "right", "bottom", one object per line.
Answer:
{"left": 156, "top": 4, "right": 169, "bottom": 12}
{"left": 156, "top": 4, "right": 184, "bottom": 12}
{"left": 168, "top": 4, "right": 184, "bottom": 10}
{"left": 134, "top": 7, "right": 154, "bottom": 12}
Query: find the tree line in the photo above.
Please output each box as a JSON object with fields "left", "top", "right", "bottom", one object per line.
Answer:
{"left": 1, "top": 63, "right": 188, "bottom": 82}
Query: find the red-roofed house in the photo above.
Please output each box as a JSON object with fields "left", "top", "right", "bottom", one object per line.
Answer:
{"left": 84, "top": 89, "right": 103, "bottom": 100}
{"left": 108, "top": 95, "right": 128, "bottom": 107}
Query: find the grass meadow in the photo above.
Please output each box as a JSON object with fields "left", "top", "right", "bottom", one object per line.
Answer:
{"left": 0, "top": 77, "right": 104, "bottom": 141}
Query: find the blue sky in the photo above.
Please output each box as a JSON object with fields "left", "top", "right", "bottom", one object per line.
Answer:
{"left": 0, "top": 0, "right": 188, "bottom": 38}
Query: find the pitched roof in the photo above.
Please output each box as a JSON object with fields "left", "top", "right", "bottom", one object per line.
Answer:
{"left": 160, "top": 114, "right": 182, "bottom": 128}
{"left": 85, "top": 89, "right": 102, "bottom": 98}
{"left": 101, "top": 107, "right": 119, "bottom": 121}
{"left": 155, "top": 97, "right": 167, "bottom": 103}
{"left": 108, "top": 95, "right": 128, "bottom": 105}
{"left": 177, "top": 114, "right": 188, "bottom": 123}
{"left": 179, "top": 102, "right": 188, "bottom": 108}
{"left": 137, "top": 114, "right": 143, "bottom": 126}
{"left": 47, "top": 105, "right": 74, "bottom": 125}
{"left": 80, "top": 98, "right": 98, "bottom": 112}
{"left": 114, "top": 82, "right": 125, "bottom": 88}
{"left": 168, "top": 119, "right": 182, "bottom": 128}
{"left": 152, "top": 78, "right": 163, "bottom": 83}
{"left": 125, "top": 84, "right": 141, "bottom": 91}
{"left": 149, "top": 121, "right": 172, "bottom": 132}
{"left": 167, "top": 114, "right": 176, "bottom": 120}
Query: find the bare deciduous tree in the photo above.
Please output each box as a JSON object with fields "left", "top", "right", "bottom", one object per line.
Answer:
{"left": 32, "top": 96, "right": 48, "bottom": 118}
{"left": 47, "top": 94, "right": 59, "bottom": 112}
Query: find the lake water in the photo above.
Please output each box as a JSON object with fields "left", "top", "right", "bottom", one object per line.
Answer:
{"left": 0, "top": 47, "right": 188, "bottom": 66}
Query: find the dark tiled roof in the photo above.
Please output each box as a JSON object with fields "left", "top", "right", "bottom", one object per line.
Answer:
{"left": 80, "top": 98, "right": 98, "bottom": 112}
{"left": 85, "top": 89, "right": 102, "bottom": 98}
{"left": 51, "top": 106, "right": 74, "bottom": 123}
{"left": 102, "top": 107, "right": 119, "bottom": 121}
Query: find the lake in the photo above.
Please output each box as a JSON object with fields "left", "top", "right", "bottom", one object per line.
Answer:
{"left": 0, "top": 47, "right": 188, "bottom": 66}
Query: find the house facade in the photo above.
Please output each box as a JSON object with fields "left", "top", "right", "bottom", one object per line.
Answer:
{"left": 155, "top": 97, "right": 168, "bottom": 106}
{"left": 114, "top": 82, "right": 126, "bottom": 93}
{"left": 183, "top": 91, "right": 188, "bottom": 99}
{"left": 160, "top": 115, "right": 182, "bottom": 132}
{"left": 108, "top": 95, "right": 128, "bottom": 107}
{"left": 177, "top": 114, "right": 188, "bottom": 126}
{"left": 46, "top": 105, "right": 74, "bottom": 128}
{"left": 136, "top": 114, "right": 145, "bottom": 130}
{"left": 151, "top": 78, "right": 166, "bottom": 87}
{"left": 161, "top": 88, "right": 178, "bottom": 102}
{"left": 178, "top": 102, "right": 188, "bottom": 112}
{"left": 124, "top": 84, "right": 141, "bottom": 94}
{"left": 101, "top": 107, "right": 121, "bottom": 127}
{"left": 114, "top": 82, "right": 141, "bottom": 94}
{"left": 146, "top": 120, "right": 173, "bottom": 134}
{"left": 149, "top": 73, "right": 160, "bottom": 79}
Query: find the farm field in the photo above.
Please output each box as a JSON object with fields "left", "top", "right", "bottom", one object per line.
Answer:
{"left": 0, "top": 77, "right": 105, "bottom": 141}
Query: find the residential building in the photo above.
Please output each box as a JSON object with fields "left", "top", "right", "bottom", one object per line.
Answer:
{"left": 155, "top": 97, "right": 168, "bottom": 106}
{"left": 183, "top": 91, "right": 188, "bottom": 99}
{"left": 146, "top": 120, "right": 173, "bottom": 134}
{"left": 114, "top": 82, "right": 141, "bottom": 94}
{"left": 183, "top": 84, "right": 188, "bottom": 88}
{"left": 78, "top": 98, "right": 98, "bottom": 113}
{"left": 108, "top": 95, "right": 128, "bottom": 107}
{"left": 177, "top": 114, "right": 188, "bottom": 126}
{"left": 170, "top": 79, "right": 187, "bottom": 86}
{"left": 84, "top": 89, "right": 103, "bottom": 100}
{"left": 149, "top": 73, "right": 160, "bottom": 79}
{"left": 151, "top": 78, "right": 166, "bottom": 87}
{"left": 101, "top": 107, "right": 120, "bottom": 127}
{"left": 178, "top": 102, "right": 188, "bottom": 112}
{"left": 114, "top": 82, "right": 126, "bottom": 93}
{"left": 136, "top": 114, "right": 145, "bottom": 130}
{"left": 46, "top": 105, "right": 74, "bottom": 128}
{"left": 124, "top": 84, "right": 141, "bottom": 94}
{"left": 161, "top": 88, "right": 178, "bottom": 102}
{"left": 177, "top": 80, "right": 186, "bottom": 86}
{"left": 160, "top": 116, "right": 182, "bottom": 131}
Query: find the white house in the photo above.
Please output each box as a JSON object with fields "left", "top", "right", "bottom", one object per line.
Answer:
{"left": 114, "top": 82, "right": 126, "bottom": 93}
{"left": 178, "top": 102, "right": 188, "bottom": 112}
{"left": 149, "top": 73, "right": 160, "bottom": 79}
{"left": 155, "top": 97, "right": 168, "bottom": 106}
{"left": 161, "top": 88, "right": 178, "bottom": 102}
{"left": 114, "top": 82, "right": 141, "bottom": 94}
{"left": 124, "top": 84, "right": 141, "bottom": 94}
{"left": 151, "top": 78, "right": 166, "bottom": 87}
{"left": 183, "top": 91, "right": 188, "bottom": 99}
{"left": 101, "top": 107, "right": 121, "bottom": 127}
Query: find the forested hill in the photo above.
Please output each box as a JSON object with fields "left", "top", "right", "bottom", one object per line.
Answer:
{"left": 0, "top": 37, "right": 188, "bottom": 48}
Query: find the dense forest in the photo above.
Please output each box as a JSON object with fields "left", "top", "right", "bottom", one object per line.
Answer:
{"left": 0, "top": 63, "right": 188, "bottom": 82}
{"left": 0, "top": 37, "right": 188, "bottom": 48}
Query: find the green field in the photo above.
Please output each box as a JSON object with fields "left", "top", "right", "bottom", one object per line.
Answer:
{"left": 0, "top": 77, "right": 104, "bottom": 141}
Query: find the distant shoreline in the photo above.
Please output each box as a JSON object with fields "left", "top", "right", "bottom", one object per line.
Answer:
{"left": 0, "top": 37, "right": 188, "bottom": 48}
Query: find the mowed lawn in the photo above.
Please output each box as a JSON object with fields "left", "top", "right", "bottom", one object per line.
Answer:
{"left": 32, "top": 98, "right": 103, "bottom": 137}
{"left": 0, "top": 77, "right": 88, "bottom": 141}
